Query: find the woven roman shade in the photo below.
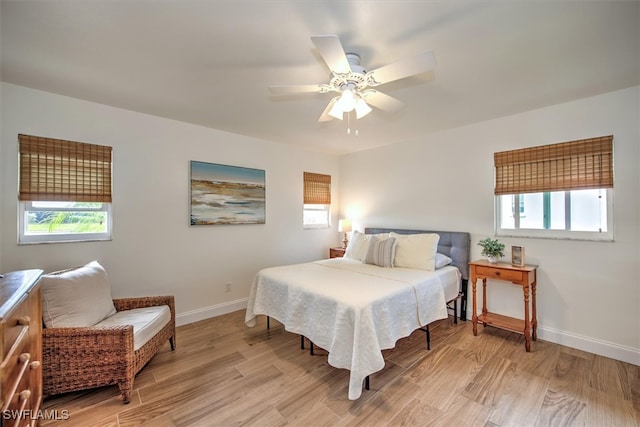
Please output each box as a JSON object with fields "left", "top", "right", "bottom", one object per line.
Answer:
{"left": 494, "top": 135, "right": 613, "bottom": 196}
{"left": 19, "top": 134, "right": 113, "bottom": 202}
{"left": 303, "top": 172, "right": 331, "bottom": 204}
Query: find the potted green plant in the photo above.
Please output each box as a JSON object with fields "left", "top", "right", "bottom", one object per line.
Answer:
{"left": 478, "top": 237, "right": 505, "bottom": 263}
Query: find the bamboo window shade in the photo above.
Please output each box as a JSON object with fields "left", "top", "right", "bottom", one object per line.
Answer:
{"left": 19, "top": 134, "right": 113, "bottom": 202}
{"left": 494, "top": 135, "right": 613, "bottom": 196}
{"left": 303, "top": 172, "right": 331, "bottom": 204}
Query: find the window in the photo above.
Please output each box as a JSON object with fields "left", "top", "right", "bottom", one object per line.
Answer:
{"left": 494, "top": 135, "right": 613, "bottom": 241}
{"left": 303, "top": 172, "right": 331, "bottom": 229}
{"left": 18, "top": 134, "right": 113, "bottom": 243}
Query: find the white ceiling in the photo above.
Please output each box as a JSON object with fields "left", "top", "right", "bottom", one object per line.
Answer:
{"left": 1, "top": 1, "right": 638, "bottom": 155}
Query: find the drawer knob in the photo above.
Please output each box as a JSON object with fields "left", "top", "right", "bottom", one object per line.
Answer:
{"left": 19, "top": 389, "right": 31, "bottom": 402}
{"left": 495, "top": 271, "right": 501, "bottom": 276}
{"left": 19, "top": 352, "right": 31, "bottom": 363}
{"left": 18, "top": 316, "right": 31, "bottom": 325}
{"left": 30, "top": 361, "right": 41, "bottom": 370}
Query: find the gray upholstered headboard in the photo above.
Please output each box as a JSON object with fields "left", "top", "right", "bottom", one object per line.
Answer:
{"left": 364, "top": 228, "right": 471, "bottom": 281}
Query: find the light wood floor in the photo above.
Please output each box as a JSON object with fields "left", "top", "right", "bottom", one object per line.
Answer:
{"left": 41, "top": 310, "right": 639, "bottom": 426}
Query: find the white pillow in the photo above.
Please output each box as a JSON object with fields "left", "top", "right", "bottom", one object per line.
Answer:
{"left": 344, "top": 230, "right": 371, "bottom": 261}
{"left": 41, "top": 260, "right": 117, "bottom": 328}
{"left": 365, "top": 236, "right": 397, "bottom": 268}
{"left": 435, "top": 253, "right": 453, "bottom": 269}
{"left": 390, "top": 232, "right": 440, "bottom": 271}
{"left": 371, "top": 232, "right": 390, "bottom": 240}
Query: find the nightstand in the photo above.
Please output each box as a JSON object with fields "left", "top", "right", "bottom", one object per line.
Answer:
{"left": 329, "top": 247, "right": 346, "bottom": 258}
{"left": 469, "top": 259, "right": 538, "bottom": 351}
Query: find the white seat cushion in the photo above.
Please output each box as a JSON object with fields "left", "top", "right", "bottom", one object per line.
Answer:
{"left": 94, "top": 305, "right": 171, "bottom": 351}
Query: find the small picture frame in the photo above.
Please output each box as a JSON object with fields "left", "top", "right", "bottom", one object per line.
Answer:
{"left": 511, "top": 245, "right": 525, "bottom": 267}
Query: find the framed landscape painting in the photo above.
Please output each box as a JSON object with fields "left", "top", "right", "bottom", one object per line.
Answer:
{"left": 190, "top": 161, "right": 265, "bottom": 225}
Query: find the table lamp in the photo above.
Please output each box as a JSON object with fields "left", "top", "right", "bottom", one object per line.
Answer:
{"left": 338, "top": 219, "right": 352, "bottom": 248}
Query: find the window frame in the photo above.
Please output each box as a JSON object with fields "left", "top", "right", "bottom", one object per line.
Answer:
{"left": 494, "top": 135, "right": 614, "bottom": 242}
{"left": 303, "top": 203, "right": 331, "bottom": 229}
{"left": 19, "top": 201, "right": 113, "bottom": 244}
{"left": 303, "top": 171, "right": 331, "bottom": 230}
{"left": 495, "top": 188, "right": 614, "bottom": 241}
{"left": 17, "top": 134, "right": 113, "bottom": 244}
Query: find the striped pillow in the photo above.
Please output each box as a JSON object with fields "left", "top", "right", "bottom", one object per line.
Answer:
{"left": 365, "top": 236, "right": 397, "bottom": 268}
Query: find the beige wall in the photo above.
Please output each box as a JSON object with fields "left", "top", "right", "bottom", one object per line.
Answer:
{"left": 0, "top": 83, "right": 341, "bottom": 324}
{"left": 339, "top": 86, "right": 640, "bottom": 364}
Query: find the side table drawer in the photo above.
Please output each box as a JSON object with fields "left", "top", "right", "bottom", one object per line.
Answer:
{"left": 475, "top": 266, "right": 523, "bottom": 282}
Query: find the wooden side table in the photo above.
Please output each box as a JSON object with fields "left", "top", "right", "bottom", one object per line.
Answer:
{"left": 469, "top": 259, "right": 538, "bottom": 351}
{"left": 329, "top": 247, "right": 346, "bottom": 258}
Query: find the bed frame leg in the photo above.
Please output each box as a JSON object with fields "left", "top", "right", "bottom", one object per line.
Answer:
{"left": 300, "top": 335, "right": 304, "bottom": 349}
{"left": 365, "top": 376, "right": 370, "bottom": 390}
{"left": 453, "top": 299, "right": 458, "bottom": 325}
{"left": 310, "top": 341, "right": 314, "bottom": 355}
{"left": 267, "top": 316, "right": 270, "bottom": 329}
{"left": 426, "top": 324, "right": 431, "bottom": 350}
{"left": 461, "top": 279, "right": 468, "bottom": 321}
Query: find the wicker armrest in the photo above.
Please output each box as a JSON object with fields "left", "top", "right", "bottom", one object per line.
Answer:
{"left": 113, "top": 295, "right": 175, "bottom": 315}
{"left": 42, "top": 325, "right": 135, "bottom": 400}
{"left": 43, "top": 325, "right": 134, "bottom": 355}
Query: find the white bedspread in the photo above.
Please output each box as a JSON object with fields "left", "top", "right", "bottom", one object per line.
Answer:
{"left": 245, "top": 257, "right": 459, "bottom": 399}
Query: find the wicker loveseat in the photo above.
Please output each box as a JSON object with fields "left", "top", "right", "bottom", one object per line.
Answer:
{"left": 40, "top": 261, "right": 176, "bottom": 403}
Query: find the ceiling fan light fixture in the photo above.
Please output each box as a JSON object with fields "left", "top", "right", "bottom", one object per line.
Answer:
{"left": 338, "top": 87, "right": 356, "bottom": 112}
{"left": 269, "top": 35, "right": 436, "bottom": 123}
{"left": 355, "top": 97, "right": 372, "bottom": 119}
{"left": 328, "top": 101, "right": 344, "bottom": 120}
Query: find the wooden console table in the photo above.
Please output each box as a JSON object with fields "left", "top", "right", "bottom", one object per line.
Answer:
{"left": 469, "top": 260, "right": 538, "bottom": 351}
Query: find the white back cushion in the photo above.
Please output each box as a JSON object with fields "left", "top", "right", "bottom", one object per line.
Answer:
{"left": 41, "top": 260, "right": 117, "bottom": 328}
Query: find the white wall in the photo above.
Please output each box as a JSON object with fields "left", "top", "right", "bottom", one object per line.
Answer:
{"left": 340, "top": 86, "right": 640, "bottom": 365}
{"left": 0, "top": 83, "right": 341, "bottom": 324}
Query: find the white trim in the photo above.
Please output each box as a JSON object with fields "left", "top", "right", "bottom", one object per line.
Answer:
{"left": 176, "top": 298, "right": 248, "bottom": 327}
{"left": 462, "top": 315, "right": 639, "bottom": 365}
{"left": 18, "top": 201, "right": 113, "bottom": 244}
{"left": 537, "top": 325, "right": 639, "bottom": 366}
{"left": 495, "top": 189, "right": 614, "bottom": 242}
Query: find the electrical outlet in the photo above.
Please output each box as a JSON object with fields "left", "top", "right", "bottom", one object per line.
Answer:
{"left": 225, "top": 282, "right": 232, "bottom": 292}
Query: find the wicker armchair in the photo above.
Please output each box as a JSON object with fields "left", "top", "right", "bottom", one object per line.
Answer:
{"left": 42, "top": 295, "right": 176, "bottom": 403}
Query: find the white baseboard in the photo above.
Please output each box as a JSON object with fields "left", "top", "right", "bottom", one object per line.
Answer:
{"left": 176, "top": 298, "right": 248, "bottom": 327}
{"left": 537, "top": 325, "right": 640, "bottom": 366}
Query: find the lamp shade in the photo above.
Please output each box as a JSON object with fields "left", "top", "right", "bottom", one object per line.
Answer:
{"left": 328, "top": 101, "right": 344, "bottom": 120}
{"left": 339, "top": 88, "right": 356, "bottom": 112}
{"left": 355, "top": 98, "right": 372, "bottom": 119}
{"left": 338, "top": 219, "right": 352, "bottom": 233}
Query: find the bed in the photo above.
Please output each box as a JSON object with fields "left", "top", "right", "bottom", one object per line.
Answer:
{"left": 245, "top": 227, "right": 470, "bottom": 399}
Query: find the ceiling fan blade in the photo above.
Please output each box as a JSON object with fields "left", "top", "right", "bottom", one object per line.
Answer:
{"left": 366, "top": 50, "right": 436, "bottom": 86}
{"left": 311, "top": 35, "right": 351, "bottom": 74}
{"left": 361, "top": 90, "right": 405, "bottom": 113}
{"left": 318, "top": 97, "right": 339, "bottom": 122}
{"left": 269, "top": 84, "right": 330, "bottom": 95}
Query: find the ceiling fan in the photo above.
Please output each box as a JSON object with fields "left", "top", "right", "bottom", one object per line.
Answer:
{"left": 269, "top": 35, "right": 436, "bottom": 122}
